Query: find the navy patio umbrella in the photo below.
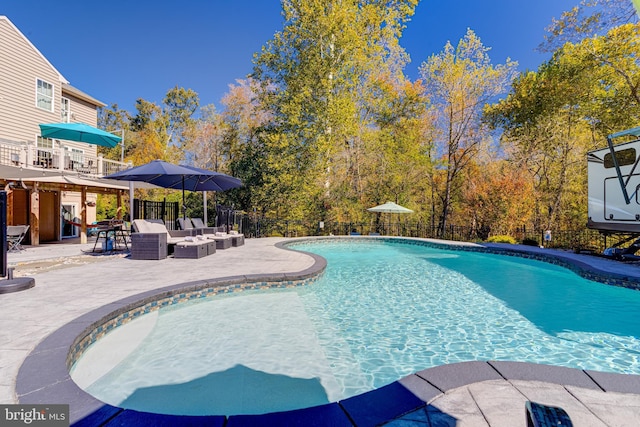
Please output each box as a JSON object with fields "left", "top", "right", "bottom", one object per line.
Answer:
{"left": 103, "top": 160, "right": 242, "bottom": 219}
{"left": 179, "top": 164, "right": 243, "bottom": 192}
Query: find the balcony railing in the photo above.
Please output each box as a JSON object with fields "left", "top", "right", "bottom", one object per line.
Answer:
{"left": 0, "top": 138, "right": 131, "bottom": 177}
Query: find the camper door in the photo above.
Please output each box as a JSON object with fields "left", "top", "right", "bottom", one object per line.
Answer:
{"left": 604, "top": 175, "right": 640, "bottom": 220}
{"left": 588, "top": 139, "right": 640, "bottom": 232}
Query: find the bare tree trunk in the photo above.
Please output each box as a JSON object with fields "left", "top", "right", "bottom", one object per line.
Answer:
{"left": 437, "top": 171, "right": 453, "bottom": 238}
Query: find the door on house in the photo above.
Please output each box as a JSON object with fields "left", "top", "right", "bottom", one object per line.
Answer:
{"left": 61, "top": 204, "right": 78, "bottom": 238}
{"left": 10, "top": 189, "right": 30, "bottom": 245}
{"left": 39, "top": 192, "right": 57, "bottom": 242}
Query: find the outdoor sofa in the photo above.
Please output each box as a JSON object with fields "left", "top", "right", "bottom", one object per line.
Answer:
{"left": 177, "top": 217, "right": 244, "bottom": 248}
{"left": 131, "top": 219, "right": 198, "bottom": 259}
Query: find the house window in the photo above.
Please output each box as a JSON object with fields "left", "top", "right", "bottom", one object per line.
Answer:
{"left": 36, "top": 136, "right": 54, "bottom": 168}
{"left": 61, "top": 97, "right": 70, "bottom": 122}
{"left": 36, "top": 136, "right": 54, "bottom": 149}
{"left": 65, "top": 147, "right": 84, "bottom": 171}
{"left": 36, "top": 79, "right": 54, "bottom": 111}
{"left": 604, "top": 148, "right": 636, "bottom": 168}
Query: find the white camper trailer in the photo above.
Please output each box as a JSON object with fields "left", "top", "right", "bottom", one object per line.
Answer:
{"left": 587, "top": 127, "right": 640, "bottom": 233}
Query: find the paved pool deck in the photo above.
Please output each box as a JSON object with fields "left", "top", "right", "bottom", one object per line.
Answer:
{"left": 1, "top": 237, "right": 640, "bottom": 426}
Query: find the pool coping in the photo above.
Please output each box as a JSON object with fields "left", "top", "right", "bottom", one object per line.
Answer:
{"left": 15, "top": 237, "right": 640, "bottom": 426}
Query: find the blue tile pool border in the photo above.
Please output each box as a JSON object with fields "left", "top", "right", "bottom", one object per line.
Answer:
{"left": 285, "top": 236, "right": 640, "bottom": 290}
{"left": 65, "top": 274, "right": 324, "bottom": 370}
{"left": 15, "top": 237, "right": 640, "bottom": 426}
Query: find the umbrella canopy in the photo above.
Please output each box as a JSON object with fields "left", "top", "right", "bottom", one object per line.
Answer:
{"left": 105, "top": 161, "right": 242, "bottom": 191}
{"left": 180, "top": 165, "right": 243, "bottom": 192}
{"left": 103, "top": 160, "right": 242, "bottom": 219}
{"left": 367, "top": 201, "right": 414, "bottom": 214}
{"left": 39, "top": 123, "right": 122, "bottom": 148}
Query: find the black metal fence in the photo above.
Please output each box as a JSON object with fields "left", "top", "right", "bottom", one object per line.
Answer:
{"left": 133, "top": 199, "right": 180, "bottom": 230}
{"left": 236, "top": 217, "right": 637, "bottom": 254}
{"left": 215, "top": 205, "right": 244, "bottom": 231}
{"left": 130, "top": 201, "right": 636, "bottom": 253}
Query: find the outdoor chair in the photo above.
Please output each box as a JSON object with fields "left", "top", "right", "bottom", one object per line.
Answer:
{"left": 145, "top": 219, "right": 196, "bottom": 239}
{"left": 7, "top": 225, "right": 29, "bottom": 252}
{"left": 190, "top": 217, "right": 217, "bottom": 234}
{"left": 192, "top": 219, "right": 244, "bottom": 242}
{"left": 183, "top": 218, "right": 244, "bottom": 248}
{"left": 131, "top": 219, "right": 195, "bottom": 259}
{"left": 195, "top": 225, "right": 244, "bottom": 248}
{"left": 176, "top": 217, "right": 195, "bottom": 231}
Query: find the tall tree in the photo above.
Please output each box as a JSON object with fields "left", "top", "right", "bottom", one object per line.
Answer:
{"left": 558, "top": 23, "right": 640, "bottom": 131}
{"left": 97, "top": 104, "right": 131, "bottom": 162}
{"left": 185, "top": 104, "right": 224, "bottom": 171}
{"left": 163, "top": 86, "right": 199, "bottom": 149}
{"left": 251, "top": 0, "right": 419, "bottom": 221}
{"left": 486, "top": 23, "right": 640, "bottom": 230}
{"left": 460, "top": 159, "right": 536, "bottom": 238}
{"left": 129, "top": 86, "right": 200, "bottom": 165}
{"left": 340, "top": 73, "right": 429, "bottom": 221}
{"left": 540, "top": 0, "right": 637, "bottom": 53}
{"left": 219, "top": 79, "right": 271, "bottom": 213}
{"left": 129, "top": 98, "right": 171, "bottom": 163}
{"left": 419, "top": 29, "right": 518, "bottom": 236}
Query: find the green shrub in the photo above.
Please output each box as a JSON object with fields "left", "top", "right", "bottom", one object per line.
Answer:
{"left": 522, "top": 238, "right": 539, "bottom": 246}
{"left": 486, "top": 235, "right": 517, "bottom": 244}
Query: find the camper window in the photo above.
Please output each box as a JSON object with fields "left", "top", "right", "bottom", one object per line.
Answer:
{"left": 604, "top": 148, "right": 636, "bottom": 168}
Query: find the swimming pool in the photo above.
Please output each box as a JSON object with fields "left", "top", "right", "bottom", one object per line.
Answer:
{"left": 71, "top": 238, "right": 640, "bottom": 416}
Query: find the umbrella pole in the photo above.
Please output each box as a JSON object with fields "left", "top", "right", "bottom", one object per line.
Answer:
{"left": 182, "top": 176, "right": 186, "bottom": 220}
{"left": 129, "top": 182, "right": 134, "bottom": 222}
{"left": 203, "top": 191, "right": 208, "bottom": 226}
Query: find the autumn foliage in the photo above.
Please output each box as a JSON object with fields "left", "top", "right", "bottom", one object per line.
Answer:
{"left": 98, "top": 0, "right": 640, "bottom": 239}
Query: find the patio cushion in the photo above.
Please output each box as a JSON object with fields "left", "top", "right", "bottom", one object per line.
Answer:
{"left": 133, "top": 219, "right": 193, "bottom": 244}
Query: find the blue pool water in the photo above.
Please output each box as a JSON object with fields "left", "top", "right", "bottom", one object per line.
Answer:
{"left": 73, "top": 239, "right": 640, "bottom": 415}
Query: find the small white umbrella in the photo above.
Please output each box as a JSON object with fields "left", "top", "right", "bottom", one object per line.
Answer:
{"left": 367, "top": 201, "right": 414, "bottom": 214}
{"left": 367, "top": 202, "right": 413, "bottom": 235}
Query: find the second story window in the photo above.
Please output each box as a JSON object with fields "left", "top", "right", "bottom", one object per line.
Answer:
{"left": 36, "top": 136, "right": 54, "bottom": 149}
{"left": 36, "top": 78, "right": 53, "bottom": 112}
{"left": 61, "top": 97, "right": 70, "bottom": 122}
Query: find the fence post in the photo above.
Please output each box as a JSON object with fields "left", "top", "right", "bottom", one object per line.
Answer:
{"left": 133, "top": 199, "right": 139, "bottom": 221}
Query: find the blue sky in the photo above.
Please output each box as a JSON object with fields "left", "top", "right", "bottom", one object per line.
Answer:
{"left": 3, "top": 0, "right": 576, "bottom": 113}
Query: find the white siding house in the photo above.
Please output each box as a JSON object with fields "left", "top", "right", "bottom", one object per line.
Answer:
{"left": 0, "top": 16, "right": 129, "bottom": 244}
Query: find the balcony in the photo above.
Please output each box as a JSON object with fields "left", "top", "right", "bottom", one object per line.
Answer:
{"left": 0, "top": 138, "right": 131, "bottom": 178}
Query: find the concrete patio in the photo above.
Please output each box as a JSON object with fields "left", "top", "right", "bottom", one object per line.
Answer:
{"left": 1, "top": 237, "right": 640, "bottom": 426}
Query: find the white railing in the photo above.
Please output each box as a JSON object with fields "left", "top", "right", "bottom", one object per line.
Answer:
{"left": 0, "top": 138, "right": 131, "bottom": 177}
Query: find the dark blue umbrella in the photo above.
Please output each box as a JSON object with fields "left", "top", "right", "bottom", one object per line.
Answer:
{"left": 103, "top": 160, "right": 242, "bottom": 218}
{"left": 180, "top": 164, "right": 242, "bottom": 192}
